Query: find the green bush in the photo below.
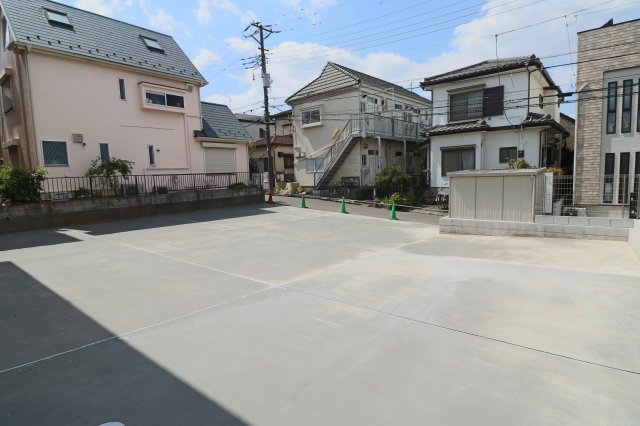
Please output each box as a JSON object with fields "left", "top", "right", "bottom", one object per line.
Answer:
{"left": 86, "top": 157, "right": 134, "bottom": 177}
{"left": 375, "top": 166, "right": 411, "bottom": 193}
{"left": 228, "top": 182, "right": 248, "bottom": 192}
{"left": 0, "top": 166, "right": 47, "bottom": 204}
{"left": 378, "top": 192, "right": 415, "bottom": 209}
{"left": 507, "top": 158, "right": 532, "bottom": 169}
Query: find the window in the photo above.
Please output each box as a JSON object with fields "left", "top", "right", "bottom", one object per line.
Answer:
{"left": 306, "top": 157, "right": 324, "bottom": 173}
{"left": 42, "top": 141, "right": 69, "bottom": 166}
{"left": 362, "top": 155, "right": 367, "bottom": 166}
{"left": 283, "top": 154, "right": 294, "bottom": 168}
{"left": 148, "top": 145, "right": 156, "bottom": 166}
{"left": 449, "top": 86, "right": 504, "bottom": 122}
{"left": 450, "top": 90, "right": 483, "bottom": 121}
{"left": 619, "top": 152, "right": 630, "bottom": 204}
{"left": 442, "top": 147, "right": 475, "bottom": 176}
{"left": 145, "top": 91, "right": 184, "bottom": 109}
{"left": 606, "top": 82, "right": 617, "bottom": 134}
{"left": 99, "top": 143, "right": 110, "bottom": 165}
{"left": 301, "top": 108, "right": 321, "bottom": 126}
{"left": 44, "top": 9, "right": 72, "bottom": 28}
{"left": 395, "top": 151, "right": 403, "bottom": 157}
{"left": 621, "top": 80, "right": 632, "bottom": 133}
{"left": 140, "top": 35, "right": 164, "bottom": 53}
{"left": 603, "top": 153, "right": 614, "bottom": 203}
{"left": 499, "top": 147, "right": 517, "bottom": 163}
{"left": 118, "top": 78, "right": 126, "bottom": 100}
{"left": 2, "top": 78, "right": 13, "bottom": 113}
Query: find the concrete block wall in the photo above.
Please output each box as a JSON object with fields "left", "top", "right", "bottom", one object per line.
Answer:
{"left": 440, "top": 217, "right": 630, "bottom": 241}
{"left": 575, "top": 20, "right": 640, "bottom": 204}
{"left": 0, "top": 188, "right": 264, "bottom": 233}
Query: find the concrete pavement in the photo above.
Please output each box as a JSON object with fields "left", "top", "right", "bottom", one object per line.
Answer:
{"left": 1, "top": 203, "right": 639, "bottom": 425}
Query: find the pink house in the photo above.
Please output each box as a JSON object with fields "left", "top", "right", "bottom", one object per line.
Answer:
{"left": 0, "top": 0, "right": 250, "bottom": 177}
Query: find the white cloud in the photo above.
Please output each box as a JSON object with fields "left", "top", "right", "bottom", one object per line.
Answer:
{"left": 205, "top": 0, "right": 638, "bottom": 114}
{"left": 194, "top": 0, "right": 257, "bottom": 25}
{"left": 146, "top": 8, "right": 192, "bottom": 39}
{"left": 225, "top": 37, "right": 257, "bottom": 55}
{"left": 192, "top": 48, "right": 221, "bottom": 72}
{"left": 74, "top": 0, "right": 125, "bottom": 16}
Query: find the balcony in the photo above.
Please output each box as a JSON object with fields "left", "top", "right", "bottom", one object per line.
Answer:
{"left": 352, "top": 112, "right": 425, "bottom": 142}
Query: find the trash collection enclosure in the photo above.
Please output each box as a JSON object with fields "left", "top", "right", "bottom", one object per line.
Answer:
{"left": 448, "top": 169, "right": 546, "bottom": 223}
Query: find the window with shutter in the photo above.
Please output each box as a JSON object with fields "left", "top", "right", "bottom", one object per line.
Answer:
{"left": 483, "top": 86, "right": 504, "bottom": 117}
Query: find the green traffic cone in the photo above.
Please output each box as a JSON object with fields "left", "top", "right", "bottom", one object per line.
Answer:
{"left": 340, "top": 197, "right": 347, "bottom": 214}
{"left": 301, "top": 194, "right": 308, "bottom": 209}
{"left": 390, "top": 201, "right": 397, "bottom": 220}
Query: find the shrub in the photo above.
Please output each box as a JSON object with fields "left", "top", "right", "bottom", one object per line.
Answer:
{"left": 86, "top": 157, "right": 134, "bottom": 177}
{"left": 379, "top": 192, "right": 415, "bottom": 209}
{"left": 546, "top": 166, "right": 564, "bottom": 176}
{"left": 507, "top": 158, "right": 532, "bottom": 169}
{"left": 228, "top": 182, "right": 248, "bottom": 192}
{"left": 0, "top": 166, "right": 47, "bottom": 204}
{"left": 375, "top": 166, "right": 411, "bottom": 198}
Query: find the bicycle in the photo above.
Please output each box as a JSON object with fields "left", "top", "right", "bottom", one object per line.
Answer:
{"left": 435, "top": 184, "right": 450, "bottom": 210}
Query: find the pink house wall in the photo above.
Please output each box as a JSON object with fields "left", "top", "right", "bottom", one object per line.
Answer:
{"left": 28, "top": 51, "right": 209, "bottom": 177}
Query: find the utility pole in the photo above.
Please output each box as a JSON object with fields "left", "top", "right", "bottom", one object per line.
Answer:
{"left": 245, "top": 22, "right": 279, "bottom": 190}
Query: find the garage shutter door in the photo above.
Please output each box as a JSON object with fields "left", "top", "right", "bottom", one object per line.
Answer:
{"left": 205, "top": 148, "right": 236, "bottom": 173}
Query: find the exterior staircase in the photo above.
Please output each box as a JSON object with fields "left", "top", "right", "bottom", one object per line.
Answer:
{"left": 311, "top": 113, "right": 426, "bottom": 190}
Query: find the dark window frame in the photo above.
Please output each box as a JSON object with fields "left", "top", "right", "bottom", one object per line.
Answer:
{"left": 42, "top": 141, "right": 69, "bottom": 166}
{"left": 603, "top": 153, "right": 615, "bottom": 203}
{"left": 441, "top": 147, "right": 475, "bottom": 177}
{"left": 44, "top": 9, "right": 73, "bottom": 29}
{"left": 449, "top": 86, "right": 504, "bottom": 122}
{"left": 148, "top": 145, "right": 156, "bottom": 166}
{"left": 499, "top": 146, "right": 517, "bottom": 164}
{"left": 99, "top": 143, "right": 110, "bottom": 165}
{"left": 145, "top": 90, "right": 184, "bottom": 109}
{"left": 621, "top": 79, "right": 632, "bottom": 133}
{"left": 606, "top": 81, "right": 617, "bottom": 134}
{"left": 118, "top": 78, "right": 126, "bottom": 100}
{"left": 140, "top": 35, "right": 164, "bottom": 53}
{"left": 283, "top": 154, "right": 294, "bottom": 168}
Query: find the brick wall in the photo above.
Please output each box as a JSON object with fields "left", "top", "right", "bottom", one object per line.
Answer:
{"left": 575, "top": 19, "right": 640, "bottom": 204}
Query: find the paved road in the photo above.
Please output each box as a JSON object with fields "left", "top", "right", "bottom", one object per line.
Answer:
{"left": 1, "top": 203, "right": 639, "bottom": 425}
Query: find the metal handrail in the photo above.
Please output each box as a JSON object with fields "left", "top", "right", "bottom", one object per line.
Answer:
{"left": 313, "top": 119, "right": 355, "bottom": 187}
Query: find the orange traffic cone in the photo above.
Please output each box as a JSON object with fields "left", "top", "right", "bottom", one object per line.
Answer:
{"left": 266, "top": 191, "right": 274, "bottom": 204}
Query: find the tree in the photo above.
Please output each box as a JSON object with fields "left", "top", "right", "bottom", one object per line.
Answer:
{"left": 86, "top": 157, "right": 134, "bottom": 177}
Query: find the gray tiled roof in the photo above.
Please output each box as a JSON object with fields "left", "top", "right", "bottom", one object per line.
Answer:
{"left": 421, "top": 55, "right": 538, "bottom": 87}
{"left": 287, "top": 62, "right": 430, "bottom": 105}
{"left": 196, "top": 102, "right": 252, "bottom": 141}
{"left": 1, "top": 0, "right": 206, "bottom": 84}
{"left": 428, "top": 120, "right": 490, "bottom": 136}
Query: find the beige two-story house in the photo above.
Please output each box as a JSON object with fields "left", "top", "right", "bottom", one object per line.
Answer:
{"left": 420, "top": 55, "right": 569, "bottom": 190}
{"left": 0, "top": 0, "right": 249, "bottom": 177}
{"left": 286, "top": 62, "right": 432, "bottom": 191}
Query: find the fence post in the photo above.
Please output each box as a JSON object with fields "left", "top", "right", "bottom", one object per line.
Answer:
{"left": 89, "top": 176, "right": 93, "bottom": 198}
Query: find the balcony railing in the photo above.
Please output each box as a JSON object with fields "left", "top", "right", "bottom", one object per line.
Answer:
{"left": 353, "top": 112, "right": 425, "bottom": 141}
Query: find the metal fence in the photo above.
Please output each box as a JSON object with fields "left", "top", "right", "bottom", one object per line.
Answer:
{"left": 540, "top": 174, "right": 639, "bottom": 218}
{"left": 40, "top": 172, "right": 261, "bottom": 202}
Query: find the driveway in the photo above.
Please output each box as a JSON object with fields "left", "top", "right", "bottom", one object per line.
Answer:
{"left": 1, "top": 203, "right": 639, "bottom": 425}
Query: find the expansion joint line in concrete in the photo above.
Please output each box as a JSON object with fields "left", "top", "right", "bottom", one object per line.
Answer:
{"left": 284, "top": 288, "right": 640, "bottom": 377}
{"left": 0, "top": 286, "right": 276, "bottom": 376}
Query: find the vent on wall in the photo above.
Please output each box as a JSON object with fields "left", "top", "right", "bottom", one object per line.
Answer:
{"left": 72, "top": 133, "right": 84, "bottom": 144}
{"left": 186, "top": 84, "right": 193, "bottom": 92}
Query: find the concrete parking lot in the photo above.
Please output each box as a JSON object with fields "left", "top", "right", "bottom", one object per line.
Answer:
{"left": 1, "top": 203, "right": 639, "bottom": 425}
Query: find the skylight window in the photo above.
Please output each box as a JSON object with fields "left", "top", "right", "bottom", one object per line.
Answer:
{"left": 140, "top": 36, "right": 164, "bottom": 53}
{"left": 44, "top": 9, "right": 72, "bottom": 28}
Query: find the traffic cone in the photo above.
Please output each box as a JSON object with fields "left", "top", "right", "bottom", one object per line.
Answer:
{"left": 301, "top": 194, "right": 308, "bottom": 208}
{"left": 389, "top": 201, "right": 397, "bottom": 220}
{"left": 340, "top": 197, "right": 347, "bottom": 214}
{"left": 266, "top": 190, "right": 274, "bottom": 204}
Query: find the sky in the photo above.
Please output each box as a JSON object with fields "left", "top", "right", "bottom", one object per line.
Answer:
{"left": 58, "top": 0, "right": 640, "bottom": 116}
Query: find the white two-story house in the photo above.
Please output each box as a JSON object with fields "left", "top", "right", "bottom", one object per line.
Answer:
{"left": 420, "top": 55, "right": 569, "bottom": 190}
{"left": 286, "top": 62, "right": 432, "bottom": 191}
